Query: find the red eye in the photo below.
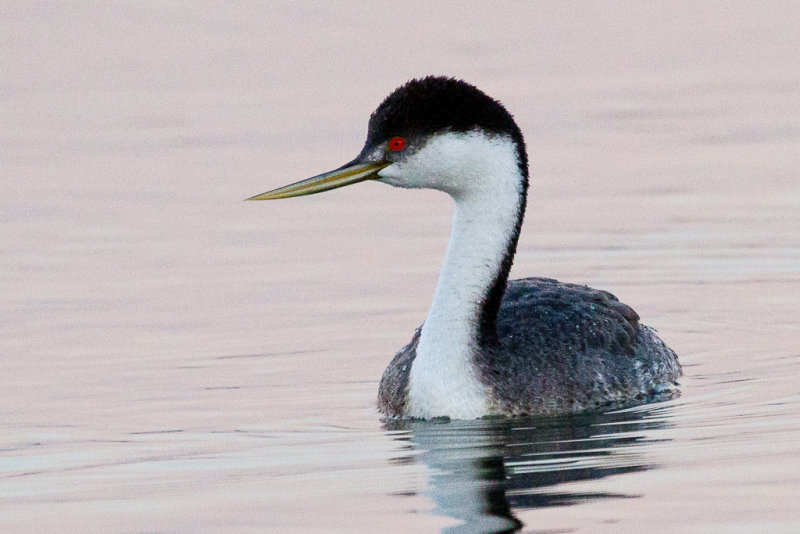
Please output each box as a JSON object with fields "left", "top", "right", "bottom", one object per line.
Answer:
{"left": 388, "top": 136, "right": 406, "bottom": 151}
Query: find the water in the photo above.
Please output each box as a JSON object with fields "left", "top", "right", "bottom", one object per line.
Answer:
{"left": 2, "top": 2, "right": 799, "bottom": 532}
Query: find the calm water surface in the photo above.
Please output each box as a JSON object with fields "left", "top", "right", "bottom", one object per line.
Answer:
{"left": 2, "top": 3, "right": 799, "bottom": 533}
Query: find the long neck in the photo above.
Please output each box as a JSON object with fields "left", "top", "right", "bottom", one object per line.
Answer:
{"left": 405, "top": 133, "right": 528, "bottom": 419}
{"left": 421, "top": 178, "right": 525, "bottom": 352}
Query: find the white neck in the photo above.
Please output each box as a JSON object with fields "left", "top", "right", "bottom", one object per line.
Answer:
{"left": 395, "top": 133, "right": 524, "bottom": 419}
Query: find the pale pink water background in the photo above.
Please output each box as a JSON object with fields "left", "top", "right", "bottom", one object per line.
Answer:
{"left": 2, "top": 2, "right": 800, "bottom": 533}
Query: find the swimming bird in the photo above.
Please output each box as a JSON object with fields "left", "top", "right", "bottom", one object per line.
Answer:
{"left": 249, "top": 76, "right": 681, "bottom": 420}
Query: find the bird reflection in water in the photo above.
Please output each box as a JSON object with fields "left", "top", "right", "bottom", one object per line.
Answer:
{"left": 385, "top": 406, "right": 671, "bottom": 533}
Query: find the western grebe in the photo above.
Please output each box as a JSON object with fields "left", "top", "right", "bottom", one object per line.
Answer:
{"left": 249, "top": 76, "right": 681, "bottom": 419}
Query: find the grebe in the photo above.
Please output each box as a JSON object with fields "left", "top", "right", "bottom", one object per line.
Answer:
{"left": 249, "top": 76, "right": 681, "bottom": 419}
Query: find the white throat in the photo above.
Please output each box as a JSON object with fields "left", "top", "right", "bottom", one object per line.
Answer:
{"left": 380, "top": 133, "right": 524, "bottom": 418}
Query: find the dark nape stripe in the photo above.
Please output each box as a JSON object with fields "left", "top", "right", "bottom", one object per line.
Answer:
{"left": 478, "top": 137, "right": 529, "bottom": 349}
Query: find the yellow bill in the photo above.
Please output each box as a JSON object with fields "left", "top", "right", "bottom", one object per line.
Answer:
{"left": 247, "top": 160, "right": 391, "bottom": 201}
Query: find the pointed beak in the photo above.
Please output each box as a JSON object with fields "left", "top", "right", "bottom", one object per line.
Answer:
{"left": 246, "top": 158, "right": 391, "bottom": 201}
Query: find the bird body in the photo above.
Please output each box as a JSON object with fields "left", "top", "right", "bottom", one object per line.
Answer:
{"left": 379, "top": 277, "right": 681, "bottom": 419}
{"left": 249, "top": 76, "right": 681, "bottom": 420}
